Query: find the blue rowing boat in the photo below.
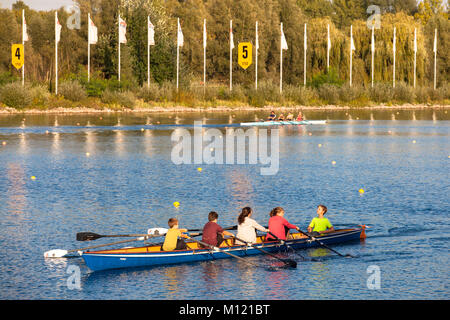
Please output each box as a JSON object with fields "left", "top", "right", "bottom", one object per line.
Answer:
{"left": 240, "top": 120, "right": 327, "bottom": 126}
{"left": 82, "top": 228, "right": 365, "bottom": 271}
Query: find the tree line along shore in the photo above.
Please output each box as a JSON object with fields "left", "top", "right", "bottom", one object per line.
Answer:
{"left": 0, "top": 0, "right": 448, "bottom": 111}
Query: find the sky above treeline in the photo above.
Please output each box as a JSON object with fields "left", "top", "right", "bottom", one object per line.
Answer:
{"left": 0, "top": 0, "right": 75, "bottom": 10}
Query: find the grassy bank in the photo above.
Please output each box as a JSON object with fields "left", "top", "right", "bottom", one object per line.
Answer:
{"left": 0, "top": 78, "right": 449, "bottom": 113}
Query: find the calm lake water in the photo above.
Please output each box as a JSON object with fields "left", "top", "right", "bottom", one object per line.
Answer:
{"left": 0, "top": 109, "right": 449, "bottom": 300}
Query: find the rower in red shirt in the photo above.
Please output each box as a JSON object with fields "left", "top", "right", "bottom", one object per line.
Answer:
{"left": 201, "top": 211, "right": 234, "bottom": 247}
{"left": 266, "top": 207, "right": 300, "bottom": 241}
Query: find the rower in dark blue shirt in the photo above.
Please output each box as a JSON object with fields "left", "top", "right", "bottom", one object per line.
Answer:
{"left": 267, "top": 111, "right": 276, "bottom": 121}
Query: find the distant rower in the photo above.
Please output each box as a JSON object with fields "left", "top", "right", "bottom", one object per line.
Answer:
{"left": 267, "top": 111, "right": 276, "bottom": 121}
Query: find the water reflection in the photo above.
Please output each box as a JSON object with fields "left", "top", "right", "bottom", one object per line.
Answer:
{"left": 19, "top": 133, "right": 27, "bottom": 154}
{"left": 6, "top": 163, "right": 27, "bottom": 218}
{"left": 265, "top": 269, "right": 290, "bottom": 299}
{"left": 226, "top": 168, "right": 255, "bottom": 211}
{"left": 162, "top": 266, "right": 186, "bottom": 299}
{"left": 52, "top": 132, "right": 61, "bottom": 155}
{"left": 115, "top": 129, "right": 124, "bottom": 156}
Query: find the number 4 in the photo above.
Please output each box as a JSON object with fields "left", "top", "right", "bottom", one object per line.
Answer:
{"left": 15, "top": 48, "right": 21, "bottom": 60}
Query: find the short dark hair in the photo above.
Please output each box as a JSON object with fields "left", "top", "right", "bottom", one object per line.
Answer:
{"left": 208, "top": 211, "right": 218, "bottom": 221}
{"left": 168, "top": 218, "right": 178, "bottom": 228}
{"left": 318, "top": 205, "right": 327, "bottom": 215}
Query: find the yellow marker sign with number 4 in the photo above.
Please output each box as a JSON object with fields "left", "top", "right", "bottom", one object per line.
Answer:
{"left": 12, "top": 44, "right": 24, "bottom": 70}
{"left": 238, "top": 42, "right": 252, "bottom": 70}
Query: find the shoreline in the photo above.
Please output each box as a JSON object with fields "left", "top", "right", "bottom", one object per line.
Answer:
{"left": 0, "top": 103, "right": 449, "bottom": 115}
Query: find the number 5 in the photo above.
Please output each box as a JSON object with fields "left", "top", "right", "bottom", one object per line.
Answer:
{"left": 243, "top": 46, "right": 248, "bottom": 59}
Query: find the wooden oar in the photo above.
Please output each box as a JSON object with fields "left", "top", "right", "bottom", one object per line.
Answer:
{"left": 296, "top": 229, "right": 355, "bottom": 258}
{"left": 185, "top": 236, "right": 267, "bottom": 269}
{"left": 232, "top": 235, "right": 297, "bottom": 268}
{"left": 44, "top": 234, "right": 162, "bottom": 258}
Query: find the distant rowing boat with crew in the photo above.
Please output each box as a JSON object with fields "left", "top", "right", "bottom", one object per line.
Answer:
{"left": 241, "top": 120, "right": 327, "bottom": 126}
{"left": 80, "top": 227, "right": 365, "bottom": 271}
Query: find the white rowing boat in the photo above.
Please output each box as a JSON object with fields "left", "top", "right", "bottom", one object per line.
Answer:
{"left": 241, "top": 120, "right": 327, "bottom": 126}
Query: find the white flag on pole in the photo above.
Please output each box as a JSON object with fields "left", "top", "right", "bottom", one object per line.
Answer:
{"left": 23, "top": 12, "right": 29, "bottom": 42}
{"left": 350, "top": 33, "right": 355, "bottom": 51}
{"left": 89, "top": 16, "right": 98, "bottom": 45}
{"left": 55, "top": 14, "right": 62, "bottom": 43}
{"left": 177, "top": 19, "right": 183, "bottom": 47}
{"left": 433, "top": 29, "right": 437, "bottom": 53}
{"left": 203, "top": 19, "right": 206, "bottom": 48}
{"left": 148, "top": 17, "right": 155, "bottom": 46}
{"left": 281, "top": 23, "right": 288, "bottom": 50}
{"left": 119, "top": 16, "right": 127, "bottom": 44}
{"left": 230, "top": 21, "right": 234, "bottom": 50}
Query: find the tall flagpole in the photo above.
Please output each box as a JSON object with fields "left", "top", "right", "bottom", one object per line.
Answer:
{"left": 350, "top": 25, "right": 353, "bottom": 87}
{"left": 327, "top": 24, "right": 330, "bottom": 72}
{"left": 148, "top": 16, "right": 150, "bottom": 88}
{"left": 177, "top": 18, "right": 180, "bottom": 91}
{"left": 88, "top": 13, "right": 91, "bottom": 83}
{"left": 118, "top": 15, "right": 121, "bottom": 82}
{"left": 304, "top": 23, "right": 307, "bottom": 86}
{"left": 22, "top": 9, "right": 25, "bottom": 86}
{"left": 280, "top": 22, "right": 283, "bottom": 94}
{"left": 413, "top": 28, "right": 416, "bottom": 88}
{"left": 230, "top": 20, "right": 233, "bottom": 91}
{"left": 55, "top": 12, "right": 58, "bottom": 95}
{"left": 371, "top": 25, "right": 374, "bottom": 88}
{"left": 203, "top": 19, "right": 206, "bottom": 94}
{"left": 434, "top": 28, "right": 437, "bottom": 90}
{"left": 393, "top": 27, "right": 396, "bottom": 88}
{"left": 255, "top": 21, "right": 258, "bottom": 90}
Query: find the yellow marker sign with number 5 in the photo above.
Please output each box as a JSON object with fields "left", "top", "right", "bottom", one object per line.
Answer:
{"left": 12, "top": 44, "right": 24, "bottom": 70}
{"left": 238, "top": 42, "right": 252, "bottom": 70}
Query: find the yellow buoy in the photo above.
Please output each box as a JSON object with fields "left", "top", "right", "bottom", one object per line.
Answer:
{"left": 86, "top": 152, "right": 90, "bottom": 157}
{"left": 331, "top": 161, "right": 336, "bottom": 165}
{"left": 2, "top": 141, "right": 6, "bottom": 146}
{"left": 31, "top": 176, "right": 36, "bottom": 180}
{"left": 173, "top": 201, "right": 180, "bottom": 208}
{"left": 412, "top": 140, "right": 416, "bottom": 144}
{"left": 197, "top": 167, "right": 202, "bottom": 172}
{"left": 359, "top": 188, "right": 365, "bottom": 194}
{"left": 318, "top": 144, "right": 322, "bottom": 148}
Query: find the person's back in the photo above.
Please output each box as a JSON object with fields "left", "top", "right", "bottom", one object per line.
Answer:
{"left": 236, "top": 207, "right": 269, "bottom": 244}
{"left": 201, "top": 211, "right": 233, "bottom": 247}
{"left": 202, "top": 220, "right": 223, "bottom": 246}
{"left": 266, "top": 207, "right": 299, "bottom": 241}
{"left": 162, "top": 218, "right": 188, "bottom": 251}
